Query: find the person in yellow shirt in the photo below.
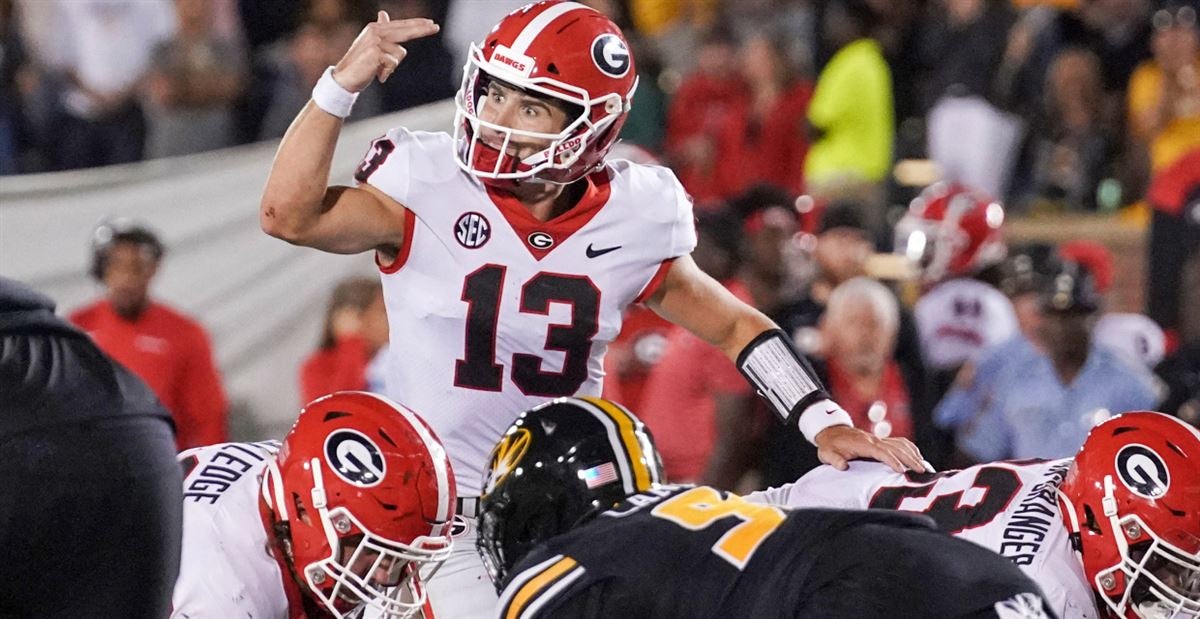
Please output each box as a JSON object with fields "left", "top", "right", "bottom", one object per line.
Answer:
{"left": 804, "top": 0, "right": 894, "bottom": 219}
{"left": 1128, "top": 2, "right": 1200, "bottom": 172}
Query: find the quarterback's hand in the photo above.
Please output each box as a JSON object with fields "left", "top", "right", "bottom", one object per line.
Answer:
{"left": 333, "top": 11, "right": 440, "bottom": 92}
{"left": 813, "top": 425, "right": 927, "bottom": 474}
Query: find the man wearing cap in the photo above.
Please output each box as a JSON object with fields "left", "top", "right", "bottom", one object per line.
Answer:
{"left": 938, "top": 260, "right": 1160, "bottom": 462}
{"left": 70, "top": 219, "right": 228, "bottom": 451}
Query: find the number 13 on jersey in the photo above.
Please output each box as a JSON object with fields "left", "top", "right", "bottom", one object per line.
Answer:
{"left": 454, "top": 264, "right": 601, "bottom": 398}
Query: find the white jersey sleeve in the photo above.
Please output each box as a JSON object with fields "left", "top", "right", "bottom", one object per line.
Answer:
{"left": 351, "top": 127, "right": 448, "bottom": 206}
{"left": 609, "top": 158, "right": 697, "bottom": 260}
{"left": 172, "top": 441, "right": 289, "bottom": 619}
{"left": 746, "top": 459, "right": 1099, "bottom": 619}
{"left": 915, "top": 278, "right": 1018, "bottom": 370}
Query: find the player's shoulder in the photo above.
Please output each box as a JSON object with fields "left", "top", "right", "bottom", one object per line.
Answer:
{"left": 497, "top": 551, "right": 590, "bottom": 619}
{"left": 381, "top": 127, "right": 454, "bottom": 153}
{"left": 604, "top": 159, "right": 693, "bottom": 224}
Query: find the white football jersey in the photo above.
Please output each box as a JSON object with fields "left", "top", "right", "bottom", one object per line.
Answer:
{"left": 746, "top": 460, "right": 1098, "bottom": 619}
{"left": 915, "top": 278, "right": 1018, "bottom": 370}
{"left": 172, "top": 441, "right": 290, "bottom": 619}
{"left": 357, "top": 129, "right": 696, "bottom": 495}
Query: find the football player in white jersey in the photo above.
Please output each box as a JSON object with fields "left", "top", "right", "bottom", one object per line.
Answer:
{"left": 747, "top": 411, "right": 1200, "bottom": 619}
{"left": 895, "top": 183, "right": 1018, "bottom": 381}
{"left": 259, "top": 2, "right": 925, "bottom": 615}
{"left": 171, "top": 391, "right": 456, "bottom": 619}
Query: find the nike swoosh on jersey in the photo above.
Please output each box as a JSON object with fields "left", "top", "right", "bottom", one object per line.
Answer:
{"left": 586, "top": 243, "right": 622, "bottom": 258}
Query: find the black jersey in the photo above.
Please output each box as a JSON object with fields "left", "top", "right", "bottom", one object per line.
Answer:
{"left": 497, "top": 484, "right": 1054, "bottom": 619}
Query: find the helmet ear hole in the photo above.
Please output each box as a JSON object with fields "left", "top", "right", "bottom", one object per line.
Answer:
{"left": 1083, "top": 504, "right": 1103, "bottom": 535}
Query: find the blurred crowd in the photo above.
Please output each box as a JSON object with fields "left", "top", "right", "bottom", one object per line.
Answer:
{"left": 11, "top": 0, "right": 1200, "bottom": 491}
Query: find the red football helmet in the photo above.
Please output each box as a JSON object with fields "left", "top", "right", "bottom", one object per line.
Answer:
{"left": 1058, "top": 412, "right": 1200, "bottom": 618}
{"left": 453, "top": 0, "right": 638, "bottom": 185}
{"left": 893, "top": 182, "right": 1006, "bottom": 285}
{"left": 262, "top": 391, "right": 456, "bottom": 618}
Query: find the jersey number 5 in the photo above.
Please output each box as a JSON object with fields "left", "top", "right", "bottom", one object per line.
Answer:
{"left": 455, "top": 264, "right": 601, "bottom": 397}
{"left": 652, "top": 487, "right": 786, "bottom": 570}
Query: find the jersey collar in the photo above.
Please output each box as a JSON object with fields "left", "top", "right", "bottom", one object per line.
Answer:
{"left": 485, "top": 168, "right": 612, "bottom": 261}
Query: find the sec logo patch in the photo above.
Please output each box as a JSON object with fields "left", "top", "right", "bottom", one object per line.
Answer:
{"left": 456, "top": 212, "right": 491, "bottom": 249}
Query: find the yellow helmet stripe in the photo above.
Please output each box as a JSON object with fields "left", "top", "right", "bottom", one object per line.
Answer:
{"left": 579, "top": 397, "right": 655, "bottom": 490}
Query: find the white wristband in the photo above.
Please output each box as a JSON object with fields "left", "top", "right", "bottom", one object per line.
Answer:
{"left": 796, "top": 399, "right": 854, "bottom": 445}
{"left": 312, "top": 66, "right": 359, "bottom": 118}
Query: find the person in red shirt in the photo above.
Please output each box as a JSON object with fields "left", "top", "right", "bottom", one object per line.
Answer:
{"left": 663, "top": 26, "right": 748, "bottom": 205}
{"left": 299, "top": 276, "right": 389, "bottom": 403}
{"left": 636, "top": 209, "right": 755, "bottom": 485}
{"left": 710, "top": 33, "right": 813, "bottom": 199}
{"left": 70, "top": 219, "right": 228, "bottom": 451}
{"left": 820, "top": 276, "right": 913, "bottom": 440}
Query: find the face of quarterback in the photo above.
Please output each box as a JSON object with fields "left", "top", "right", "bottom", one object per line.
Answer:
{"left": 102, "top": 241, "right": 158, "bottom": 319}
{"left": 477, "top": 79, "right": 572, "bottom": 159}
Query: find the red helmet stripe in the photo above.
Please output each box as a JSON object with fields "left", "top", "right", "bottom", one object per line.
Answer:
{"left": 509, "top": 2, "right": 587, "bottom": 54}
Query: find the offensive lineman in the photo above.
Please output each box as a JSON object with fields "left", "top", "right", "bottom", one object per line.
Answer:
{"left": 171, "top": 392, "right": 456, "bottom": 619}
{"left": 748, "top": 411, "right": 1200, "bottom": 619}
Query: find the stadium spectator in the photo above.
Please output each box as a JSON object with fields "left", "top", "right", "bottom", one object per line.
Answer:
{"left": 1, "top": 277, "right": 181, "bottom": 617}
{"left": 70, "top": 219, "right": 228, "bottom": 451}
{"left": 0, "top": 0, "right": 27, "bottom": 175}
{"left": 256, "top": 18, "right": 378, "bottom": 140}
{"left": 921, "top": 0, "right": 1021, "bottom": 198}
{"left": 300, "top": 276, "right": 389, "bottom": 403}
{"left": 820, "top": 277, "right": 915, "bottom": 441}
{"left": 45, "top": 0, "right": 176, "bottom": 170}
{"left": 637, "top": 209, "right": 754, "bottom": 487}
{"left": 664, "top": 26, "right": 746, "bottom": 204}
{"left": 1018, "top": 47, "right": 1120, "bottom": 211}
{"left": 937, "top": 260, "right": 1160, "bottom": 463}
{"left": 145, "top": 0, "right": 246, "bottom": 158}
{"left": 1128, "top": 1, "right": 1200, "bottom": 172}
{"left": 1146, "top": 146, "right": 1200, "bottom": 341}
{"left": 804, "top": 0, "right": 893, "bottom": 224}
{"left": 708, "top": 32, "right": 812, "bottom": 199}
{"left": 731, "top": 186, "right": 805, "bottom": 318}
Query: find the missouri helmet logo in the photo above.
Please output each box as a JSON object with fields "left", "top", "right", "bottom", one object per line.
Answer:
{"left": 483, "top": 427, "right": 531, "bottom": 494}
{"left": 1115, "top": 444, "right": 1170, "bottom": 499}
{"left": 324, "top": 429, "right": 387, "bottom": 487}
{"left": 591, "top": 34, "right": 630, "bottom": 78}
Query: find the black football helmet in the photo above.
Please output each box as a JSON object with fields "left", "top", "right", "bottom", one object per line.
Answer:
{"left": 476, "top": 396, "right": 664, "bottom": 592}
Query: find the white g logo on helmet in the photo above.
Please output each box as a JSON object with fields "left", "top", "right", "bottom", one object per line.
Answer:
{"left": 1115, "top": 444, "right": 1170, "bottom": 499}
{"left": 591, "top": 34, "right": 630, "bottom": 77}
{"left": 324, "top": 429, "right": 387, "bottom": 487}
